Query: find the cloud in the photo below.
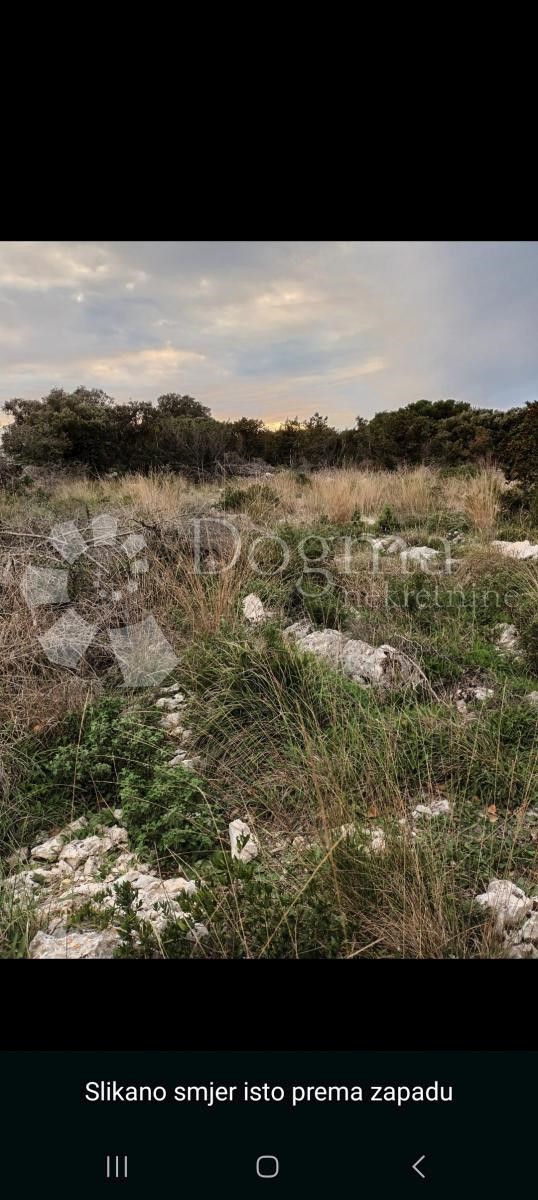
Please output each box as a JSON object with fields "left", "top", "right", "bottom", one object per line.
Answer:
{"left": 1, "top": 242, "right": 537, "bottom": 426}
{"left": 86, "top": 346, "right": 206, "bottom": 381}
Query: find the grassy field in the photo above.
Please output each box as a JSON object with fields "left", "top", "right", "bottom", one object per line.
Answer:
{"left": 1, "top": 465, "right": 537, "bottom": 958}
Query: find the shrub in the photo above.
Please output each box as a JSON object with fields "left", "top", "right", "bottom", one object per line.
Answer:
{"left": 376, "top": 505, "right": 400, "bottom": 533}
{"left": 4, "top": 697, "right": 223, "bottom": 868}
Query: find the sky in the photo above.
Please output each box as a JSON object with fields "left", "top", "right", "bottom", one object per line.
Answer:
{"left": 1, "top": 241, "right": 537, "bottom": 430}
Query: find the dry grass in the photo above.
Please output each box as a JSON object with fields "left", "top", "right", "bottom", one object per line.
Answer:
{"left": 55, "top": 470, "right": 219, "bottom": 520}
{"left": 231, "top": 465, "right": 507, "bottom": 530}
{"left": 445, "top": 468, "right": 503, "bottom": 532}
{"left": 270, "top": 466, "right": 442, "bottom": 523}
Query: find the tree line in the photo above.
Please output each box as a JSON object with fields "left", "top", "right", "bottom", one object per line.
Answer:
{"left": 1, "top": 388, "right": 536, "bottom": 485}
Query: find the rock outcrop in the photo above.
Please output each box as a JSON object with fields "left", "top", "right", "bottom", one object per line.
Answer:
{"left": 285, "top": 622, "right": 423, "bottom": 689}
{"left": 474, "top": 879, "right": 538, "bottom": 958}
{"left": 2, "top": 807, "right": 206, "bottom": 958}
{"left": 492, "top": 539, "right": 538, "bottom": 561}
{"left": 242, "top": 594, "right": 266, "bottom": 624}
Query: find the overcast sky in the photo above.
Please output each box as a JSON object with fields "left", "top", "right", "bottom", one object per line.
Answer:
{"left": 1, "top": 241, "right": 537, "bottom": 428}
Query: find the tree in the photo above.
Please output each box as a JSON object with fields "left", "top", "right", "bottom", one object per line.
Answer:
{"left": 3, "top": 387, "right": 117, "bottom": 471}
{"left": 156, "top": 394, "right": 211, "bottom": 419}
{"left": 499, "top": 401, "right": 538, "bottom": 486}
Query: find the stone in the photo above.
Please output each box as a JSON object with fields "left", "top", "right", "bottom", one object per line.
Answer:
{"left": 371, "top": 536, "right": 407, "bottom": 554}
{"left": 337, "top": 824, "right": 386, "bottom": 853}
{"left": 104, "top": 872, "right": 197, "bottom": 934}
{"left": 58, "top": 827, "right": 125, "bottom": 870}
{"left": 400, "top": 546, "right": 439, "bottom": 568}
{"left": 284, "top": 619, "right": 314, "bottom": 640}
{"left": 159, "top": 683, "right": 184, "bottom": 695}
{"left": 186, "top": 922, "right": 209, "bottom": 943}
{"left": 66, "top": 816, "right": 88, "bottom": 834}
{"left": 342, "top": 640, "right": 422, "bottom": 688}
{"left": 160, "top": 712, "right": 184, "bottom": 733}
{"left": 28, "top": 928, "right": 120, "bottom": 960}
{"left": 6, "top": 847, "right": 29, "bottom": 869}
{"left": 1, "top": 871, "right": 40, "bottom": 901}
{"left": 155, "top": 696, "right": 184, "bottom": 711}
{"left": 242, "top": 594, "right": 266, "bottom": 624}
{"left": 474, "top": 880, "right": 533, "bottom": 930}
{"left": 369, "top": 828, "right": 387, "bottom": 853}
{"left": 298, "top": 629, "right": 348, "bottom": 669}
{"left": 229, "top": 819, "right": 259, "bottom": 863}
{"left": 520, "top": 912, "right": 538, "bottom": 943}
{"left": 507, "top": 943, "right": 538, "bottom": 959}
{"left": 168, "top": 752, "right": 197, "bottom": 770}
{"left": 10, "top": 811, "right": 204, "bottom": 956}
{"left": 31, "top": 836, "right": 64, "bottom": 863}
{"left": 83, "top": 856, "right": 100, "bottom": 878}
{"left": 412, "top": 798, "right": 451, "bottom": 820}
{"left": 107, "top": 825, "right": 129, "bottom": 849}
{"left": 455, "top": 685, "right": 494, "bottom": 703}
{"left": 492, "top": 539, "right": 538, "bottom": 560}
{"left": 287, "top": 623, "right": 422, "bottom": 689}
{"left": 495, "top": 623, "right": 520, "bottom": 655}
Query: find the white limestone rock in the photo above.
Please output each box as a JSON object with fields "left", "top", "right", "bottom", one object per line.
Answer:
{"left": 412, "top": 798, "right": 451, "bottom": 820}
{"left": 242, "top": 593, "right": 266, "bottom": 624}
{"left": 520, "top": 912, "right": 538, "bottom": 943}
{"left": 342, "top": 640, "right": 421, "bottom": 687}
{"left": 284, "top": 619, "right": 314, "bottom": 640}
{"left": 474, "top": 880, "right": 533, "bottom": 930}
{"left": 160, "top": 711, "right": 184, "bottom": 734}
{"left": 495, "top": 623, "right": 521, "bottom": 655}
{"left": 229, "top": 819, "right": 259, "bottom": 863}
{"left": 492, "top": 539, "right": 538, "bottom": 560}
{"left": 155, "top": 695, "right": 185, "bottom": 711}
{"left": 400, "top": 545, "right": 440, "bottom": 568}
{"left": 287, "top": 623, "right": 421, "bottom": 689}
{"left": 455, "top": 685, "right": 494, "bottom": 703}
{"left": 28, "top": 928, "right": 120, "bottom": 959}
{"left": 370, "top": 536, "right": 407, "bottom": 554}
{"left": 186, "top": 922, "right": 210, "bottom": 943}
{"left": 31, "top": 836, "right": 64, "bottom": 863}
{"left": 298, "top": 629, "right": 348, "bottom": 669}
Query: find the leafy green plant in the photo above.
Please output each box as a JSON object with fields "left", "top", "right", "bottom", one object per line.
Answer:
{"left": 376, "top": 505, "right": 400, "bottom": 533}
{"left": 4, "top": 697, "right": 223, "bottom": 869}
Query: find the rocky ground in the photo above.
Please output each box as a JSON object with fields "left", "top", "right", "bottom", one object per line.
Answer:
{"left": 1, "top": 469, "right": 537, "bottom": 958}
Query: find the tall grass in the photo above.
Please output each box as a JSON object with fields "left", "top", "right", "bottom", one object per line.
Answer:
{"left": 233, "top": 465, "right": 507, "bottom": 530}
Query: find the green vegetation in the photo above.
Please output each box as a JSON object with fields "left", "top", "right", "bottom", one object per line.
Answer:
{"left": 1, "top": 697, "right": 223, "bottom": 868}
{"left": 2, "top": 389, "right": 538, "bottom": 482}
{"left": 0, "top": 461, "right": 536, "bottom": 958}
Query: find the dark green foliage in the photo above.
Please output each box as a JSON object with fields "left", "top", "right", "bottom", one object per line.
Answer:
{"left": 520, "top": 615, "right": 538, "bottom": 673}
{"left": 376, "top": 505, "right": 400, "bottom": 533}
{"left": 0, "top": 456, "right": 32, "bottom": 493}
{"left": 119, "top": 764, "right": 217, "bottom": 863}
{"left": 3, "top": 697, "right": 222, "bottom": 868}
{"left": 499, "top": 401, "right": 538, "bottom": 487}
{"left": 162, "top": 859, "right": 347, "bottom": 959}
{"left": 111, "top": 881, "right": 161, "bottom": 958}
{"left": 218, "top": 482, "right": 278, "bottom": 513}
{"left": 4, "top": 391, "right": 536, "bottom": 476}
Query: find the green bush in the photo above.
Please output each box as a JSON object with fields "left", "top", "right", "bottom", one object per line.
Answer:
{"left": 4, "top": 697, "right": 223, "bottom": 869}
{"left": 376, "top": 505, "right": 400, "bottom": 533}
{"left": 218, "top": 483, "right": 278, "bottom": 514}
